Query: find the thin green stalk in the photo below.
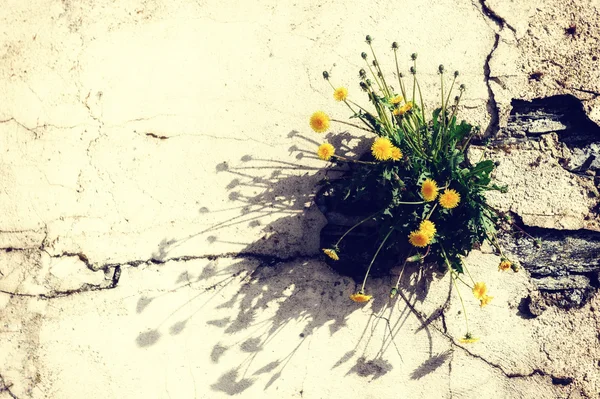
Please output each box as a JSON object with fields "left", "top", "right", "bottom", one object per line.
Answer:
{"left": 393, "top": 50, "right": 407, "bottom": 100}
{"left": 440, "top": 72, "right": 446, "bottom": 134}
{"left": 369, "top": 43, "right": 391, "bottom": 97}
{"left": 360, "top": 228, "right": 394, "bottom": 292}
{"left": 393, "top": 252, "right": 411, "bottom": 292}
{"left": 426, "top": 203, "right": 438, "bottom": 219}
{"left": 335, "top": 210, "right": 383, "bottom": 247}
{"left": 463, "top": 261, "right": 476, "bottom": 285}
{"left": 412, "top": 60, "right": 416, "bottom": 104}
{"left": 325, "top": 79, "right": 373, "bottom": 130}
{"left": 415, "top": 78, "right": 426, "bottom": 125}
{"left": 333, "top": 155, "right": 378, "bottom": 165}
{"left": 444, "top": 75, "right": 457, "bottom": 120}
{"left": 331, "top": 118, "right": 376, "bottom": 133}
{"left": 365, "top": 61, "right": 385, "bottom": 95}
{"left": 442, "top": 248, "right": 469, "bottom": 333}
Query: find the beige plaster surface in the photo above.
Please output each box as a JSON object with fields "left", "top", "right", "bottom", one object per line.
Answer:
{"left": 1, "top": 0, "right": 599, "bottom": 398}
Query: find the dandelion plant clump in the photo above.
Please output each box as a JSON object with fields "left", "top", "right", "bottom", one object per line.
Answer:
{"left": 310, "top": 36, "right": 515, "bottom": 341}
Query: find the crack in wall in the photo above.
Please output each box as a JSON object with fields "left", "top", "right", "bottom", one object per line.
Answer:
{"left": 477, "top": 0, "right": 517, "bottom": 33}
{"left": 430, "top": 316, "right": 576, "bottom": 389}
{"left": 483, "top": 33, "right": 501, "bottom": 138}
{"left": 0, "top": 373, "right": 18, "bottom": 399}
{"left": 0, "top": 249, "right": 299, "bottom": 300}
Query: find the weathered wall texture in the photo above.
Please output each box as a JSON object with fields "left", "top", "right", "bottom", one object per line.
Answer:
{"left": 0, "top": 0, "right": 599, "bottom": 398}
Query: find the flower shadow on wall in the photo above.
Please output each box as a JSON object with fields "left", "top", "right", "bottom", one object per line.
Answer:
{"left": 133, "top": 130, "right": 453, "bottom": 395}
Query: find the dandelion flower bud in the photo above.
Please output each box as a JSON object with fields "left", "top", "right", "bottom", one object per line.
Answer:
{"left": 360, "top": 82, "right": 368, "bottom": 91}
{"left": 322, "top": 71, "right": 330, "bottom": 80}
{"left": 333, "top": 87, "right": 348, "bottom": 102}
{"left": 317, "top": 143, "right": 335, "bottom": 161}
{"left": 480, "top": 295, "right": 493, "bottom": 307}
{"left": 309, "top": 111, "right": 330, "bottom": 133}
{"left": 410, "top": 66, "right": 416, "bottom": 75}
{"left": 365, "top": 35, "right": 373, "bottom": 44}
{"left": 409, "top": 230, "right": 431, "bottom": 248}
{"left": 366, "top": 79, "right": 372, "bottom": 86}
{"left": 371, "top": 137, "right": 394, "bottom": 161}
{"left": 472, "top": 282, "right": 487, "bottom": 300}
{"left": 459, "top": 83, "right": 466, "bottom": 91}
{"left": 322, "top": 248, "right": 339, "bottom": 260}
{"left": 411, "top": 53, "right": 418, "bottom": 60}
{"left": 454, "top": 70, "right": 460, "bottom": 78}
{"left": 439, "top": 189, "right": 461, "bottom": 209}
{"left": 390, "top": 95, "right": 404, "bottom": 105}
{"left": 390, "top": 146, "right": 403, "bottom": 161}
{"left": 419, "top": 220, "right": 437, "bottom": 238}
{"left": 372, "top": 59, "right": 378, "bottom": 67}
{"left": 359, "top": 68, "right": 367, "bottom": 79}
{"left": 459, "top": 333, "right": 480, "bottom": 344}
{"left": 438, "top": 64, "right": 445, "bottom": 74}
{"left": 392, "top": 42, "right": 399, "bottom": 50}
{"left": 361, "top": 52, "right": 368, "bottom": 60}
{"left": 350, "top": 292, "right": 372, "bottom": 303}
{"left": 421, "top": 178, "right": 439, "bottom": 201}
{"left": 498, "top": 259, "right": 511, "bottom": 271}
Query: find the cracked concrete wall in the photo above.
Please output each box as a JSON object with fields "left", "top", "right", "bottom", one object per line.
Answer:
{"left": 1, "top": 0, "right": 599, "bottom": 398}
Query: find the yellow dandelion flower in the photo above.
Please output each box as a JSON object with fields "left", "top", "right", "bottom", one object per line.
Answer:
{"left": 371, "top": 137, "right": 394, "bottom": 161}
{"left": 390, "top": 95, "right": 404, "bottom": 105}
{"left": 333, "top": 87, "right": 348, "bottom": 102}
{"left": 322, "top": 248, "right": 339, "bottom": 261}
{"left": 498, "top": 259, "right": 512, "bottom": 271}
{"left": 480, "top": 295, "right": 493, "bottom": 307}
{"left": 317, "top": 143, "right": 335, "bottom": 161}
{"left": 390, "top": 146, "right": 403, "bottom": 161}
{"left": 472, "top": 282, "right": 487, "bottom": 300}
{"left": 459, "top": 333, "right": 480, "bottom": 344}
{"left": 419, "top": 220, "right": 437, "bottom": 238}
{"left": 350, "top": 292, "right": 372, "bottom": 303}
{"left": 409, "top": 230, "right": 431, "bottom": 248}
{"left": 421, "top": 179, "right": 439, "bottom": 202}
{"left": 392, "top": 108, "right": 401, "bottom": 116}
{"left": 398, "top": 101, "right": 413, "bottom": 115}
{"left": 310, "top": 111, "right": 330, "bottom": 133}
{"left": 439, "top": 189, "right": 461, "bottom": 209}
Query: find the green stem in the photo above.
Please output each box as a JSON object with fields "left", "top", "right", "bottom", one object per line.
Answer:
{"left": 360, "top": 228, "right": 394, "bottom": 292}
{"left": 426, "top": 203, "right": 438, "bottom": 219}
{"left": 365, "top": 61, "right": 385, "bottom": 95}
{"left": 415, "top": 78, "right": 426, "bottom": 126}
{"left": 369, "top": 43, "right": 391, "bottom": 97}
{"left": 393, "top": 50, "right": 407, "bottom": 100}
{"left": 335, "top": 210, "right": 382, "bottom": 247}
{"left": 412, "top": 60, "right": 416, "bottom": 104}
{"left": 393, "top": 252, "right": 410, "bottom": 291}
{"left": 442, "top": 247, "right": 469, "bottom": 333}
{"left": 462, "top": 260, "right": 476, "bottom": 285}
{"left": 331, "top": 118, "right": 375, "bottom": 133}
{"left": 326, "top": 79, "right": 373, "bottom": 131}
{"left": 333, "top": 155, "right": 378, "bottom": 165}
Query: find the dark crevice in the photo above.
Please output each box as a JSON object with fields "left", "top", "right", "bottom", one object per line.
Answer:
{"left": 503, "top": 94, "right": 600, "bottom": 173}
{"left": 478, "top": 0, "right": 517, "bottom": 33}
{"left": 0, "top": 373, "right": 18, "bottom": 399}
{"left": 0, "top": 251, "right": 295, "bottom": 300}
{"left": 498, "top": 220, "right": 600, "bottom": 309}
{"left": 551, "top": 376, "right": 574, "bottom": 386}
{"left": 455, "top": 341, "right": 573, "bottom": 384}
{"left": 483, "top": 34, "right": 501, "bottom": 138}
{"left": 508, "top": 95, "right": 600, "bottom": 147}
